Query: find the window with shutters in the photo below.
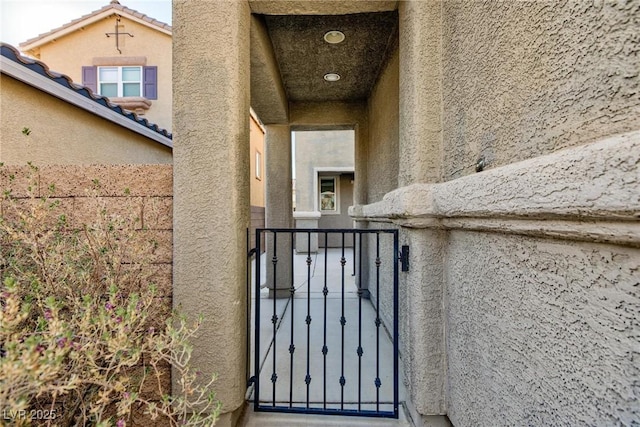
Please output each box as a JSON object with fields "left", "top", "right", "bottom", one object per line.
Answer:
{"left": 82, "top": 65, "right": 157, "bottom": 100}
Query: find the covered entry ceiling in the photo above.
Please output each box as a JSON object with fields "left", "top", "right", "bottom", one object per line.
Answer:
{"left": 260, "top": 11, "right": 398, "bottom": 102}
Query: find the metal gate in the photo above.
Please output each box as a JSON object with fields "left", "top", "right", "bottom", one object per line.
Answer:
{"left": 247, "top": 228, "right": 400, "bottom": 419}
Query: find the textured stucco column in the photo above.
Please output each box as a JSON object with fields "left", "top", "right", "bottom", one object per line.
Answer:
{"left": 399, "top": 0, "right": 442, "bottom": 186}
{"left": 401, "top": 229, "right": 446, "bottom": 415}
{"left": 173, "top": 1, "right": 250, "bottom": 426}
{"left": 354, "top": 120, "right": 369, "bottom": 206}
{"left": 354, "top": 110, "right": 371, "bottom": 292}
{"left": 398, "top": 0, "right": 446, "bottom": 416}
{"left": 265, "top": 124, "right": 293, "bottom": 298}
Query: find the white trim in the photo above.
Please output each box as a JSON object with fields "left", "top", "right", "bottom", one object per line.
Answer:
{"left": 1, "top": 56, "right": 172, "bottom": 148}
{"left": 319, "top": 175, "right": 339, "bottom": 214}
{"left": 312, "top": 166, "right": 354, "bottom": 213}
{"left": 249, "top": 107, "right": 266, "bottom": 133}
{"left": 255, "top": 150, "right": 262, "bottom": 180}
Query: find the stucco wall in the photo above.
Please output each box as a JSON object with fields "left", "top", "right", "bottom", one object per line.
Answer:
{"left": 293, "top": 130, "right": 354, "bottom": 211}
{"left": 352, "top": 129, "right": 640, "bottom": 424}
{"left": 318, "top": 173, "right": 354, "bottom": 247}
{"left": 366, "top": 45, "right": 399, "bottom": 204}
{"left": 436, "top": 4, "right": 640, "bottom": 418}
{"left": 172, "top": 1, "right": 251, "bottom": 424}
{"left": 0, "top": 75, "right": 172, "bottom": 165}
{"left": 362, "top": 36, "right": 402, "bottom": 376}
{"left": 28, "top": 15, "right": 172, "bottom": 132}
{"left": 441, "top": 0, "right": 640, "bottom": 181}
{"left": 446, "top": 231, "right": 639, "bottom": 426}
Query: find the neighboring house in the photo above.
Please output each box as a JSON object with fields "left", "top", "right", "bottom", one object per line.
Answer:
{"left": 0, "top": 43, "right": 172, "bottom": 165}
{"left": 19, "top": 0, "right": 172, "bottom": 132}
{"left": 15, "top": 1, "right": 266, "bottom": 234}
{"left": 249, "top": 110, "right": 265, "bottom": 252}
{"left": 293, "top": 129, "right": 354, "bottom": 249}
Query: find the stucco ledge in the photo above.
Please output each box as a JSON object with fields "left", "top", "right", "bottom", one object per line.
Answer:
{"left": 293, "top": 210, "right": 322, "bottom": 220}
{"left": 351, "top": 130, "right": 640, "bottom": 246}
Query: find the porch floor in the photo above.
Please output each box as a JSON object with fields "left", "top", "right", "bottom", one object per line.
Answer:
{"left": 241, "top": 247, "right": 415, "bottom": 426}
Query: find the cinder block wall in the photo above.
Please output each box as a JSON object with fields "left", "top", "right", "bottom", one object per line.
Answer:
{"left": 1, "top": 163, "right": 173, "bottom": 309}
{"left": 0, "top": 164, "right": 174, "bottom": 422}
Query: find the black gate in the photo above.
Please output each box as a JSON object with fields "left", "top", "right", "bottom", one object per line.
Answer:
{"left": 247, "top": 228, "right": 399, "bottom": 419}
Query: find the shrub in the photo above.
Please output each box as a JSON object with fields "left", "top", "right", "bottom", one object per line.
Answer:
{"left": 0, "top": 167, "right": 220, "bottom": 426}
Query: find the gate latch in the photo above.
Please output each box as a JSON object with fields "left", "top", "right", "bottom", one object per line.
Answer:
{"left": 399, "top": 245, "right": 409, "bottom": 272}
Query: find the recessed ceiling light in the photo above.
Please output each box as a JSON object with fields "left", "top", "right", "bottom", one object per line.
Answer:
{"left": 324, "top": 30, "right": 345, "bottom": 44}
{"left": 324, "top": 73, "right": 341, "bottom": 82}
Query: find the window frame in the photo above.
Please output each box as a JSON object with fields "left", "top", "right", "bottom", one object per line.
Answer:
{"left": 318, "top": 175, "right": 339, "bottom": 214}
{"left": 97, "top": 65, "right": 143, "bottom": 98}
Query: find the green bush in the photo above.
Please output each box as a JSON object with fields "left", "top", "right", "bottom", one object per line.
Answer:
{"left": 0, "top": 168, "right": 220, "bottom": 426}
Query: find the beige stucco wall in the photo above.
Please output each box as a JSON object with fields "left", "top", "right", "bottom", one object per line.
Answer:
{"left": 366, "top": 45, "right": 399, "bottom": 204}
{"left": 173, "top": 1, "right": 250, "bottom": 425}
{"left": 365, "top": 21, "right": 446, "bottom": 418}
{"left": 0, "top": 74, "right": 172, "bottom": 165}
{"left": 353, "top": 129, "right": 640, "bottom": 425}
{"left": 441, "top": 0, "right": 640, "bottom": 181}
{"left": 446, "top": 231, "right": 639, "bottom": 426}
{"left": 317, "top": 173, "right": 354, "bottom": 247}
{"left": 294, "top": 130, "right": 354, "bottom": 211}
{"left": 435, "top": 4, "right": 640, "bottom": 420}
{"left": 351, "top": 1, "right": 640, "bottom": 424}
{"left": 26, "top": 15, "right": 172, "bottom": 132}
{"left": 250, "top": 114, "right": 265, "bottom": 208}
{"left": 363, "top": 39, "right": 400, "bottom": 362}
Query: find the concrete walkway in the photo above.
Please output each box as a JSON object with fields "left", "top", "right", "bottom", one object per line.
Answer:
{"left": 242, "top": 247, "right": 416, "bottom": 426}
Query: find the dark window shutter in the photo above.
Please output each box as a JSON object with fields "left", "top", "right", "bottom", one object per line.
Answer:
{"left": 82, "top": 66, "right": 97, "bottom": 94}
{"left": 143, "top": 66, "right": 157, "bottom": 100}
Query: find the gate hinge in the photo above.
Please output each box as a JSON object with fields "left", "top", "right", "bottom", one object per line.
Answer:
{"left": 247, "top": 375, "right": 256, "bottom": 387}
{"left": 399, "top": 245, "right": 409, "bottom": 272}
{"left": 248, "top": 248, "right": 257, "bottom": 258}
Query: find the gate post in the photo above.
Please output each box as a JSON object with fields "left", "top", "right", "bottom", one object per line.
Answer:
{"left": 265, "top": 124, "right": 293, "bottom": 298}
{"left": 397, "top": 0, "right": 446, "bottom": 416}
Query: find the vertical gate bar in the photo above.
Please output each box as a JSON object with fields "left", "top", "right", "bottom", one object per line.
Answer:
{"left": 289, "top": 232, "right": 295, "bottom": 408}
{"left": 375, "top": 232, "right": 381, "bottom": 412}
{"left": 357, "top": 232, "right": 363, "bottom": 411}
{"left": 340, "top": 232, "right": 346, "bottom": 410}
{"left": 305, "top": 231, "right": 313, "bottom": 408}
{"left": 393, "top": 230, "right": 400, "bottom": 418}
{"left": 254, "top": 229, "right": 261, "bottom": 411}
{"left": 272, "top": 231, "right": 278, "bottom": 407}
{"left": 322, "top": 231, "right": 329, "bottom": 409}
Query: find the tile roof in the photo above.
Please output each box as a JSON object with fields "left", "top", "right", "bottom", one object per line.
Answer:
{"left": 20, "top": 1, "right": 171, "bottom": 49}
{"left": 1, "top": 43, "right": 172, "bottom": 141}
